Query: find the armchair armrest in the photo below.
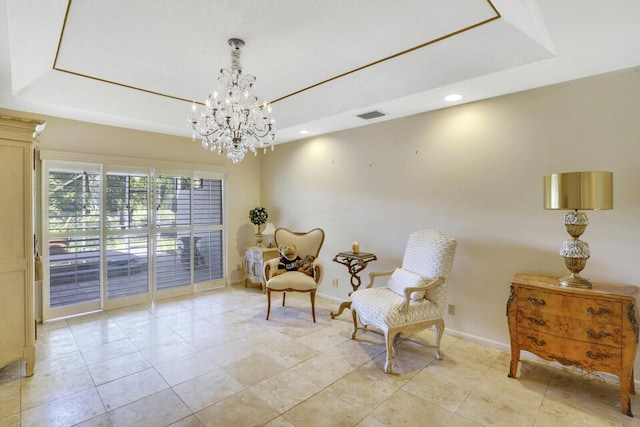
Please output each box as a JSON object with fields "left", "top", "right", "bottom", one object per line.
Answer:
{"left": 312, "top": 258, "right": 324, "bottom": 284}
{"left": 398, "top": 277, "right": 444, "bottom": 313}
{"left": 365, "top": 269, "right": 396, "bottom": 289}
{"left": 264, "top": 258, "right": 280, "bottom": 281}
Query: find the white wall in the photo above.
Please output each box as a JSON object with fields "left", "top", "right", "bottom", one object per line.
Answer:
{"left": 261, "top": 66, "right": 640, "bottom": 361}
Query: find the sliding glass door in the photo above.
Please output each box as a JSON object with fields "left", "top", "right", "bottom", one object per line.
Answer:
{"left": 154, "top": 172, "right": 225, "bottom": 298}
{"left": 45, "top": 163, "right": 102, "bottom": 319}
{"left": 104, "top": 170, "right": 151, "bottom": 309}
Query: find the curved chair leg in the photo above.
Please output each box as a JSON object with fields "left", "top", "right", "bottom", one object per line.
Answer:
{"left": 350, "top": 309, "right": 358, "bottom": 339}
{"left": 391, "top": 333, "right": 400, "bottom": 358}
{"left": 434, "top": 319, "right": 444, "bottom": 360}
{"left": 266, "top": 289, "right": 272, "bottom": 320}
{"left": 310, "top": 290, "right": 316, "bottom": 323}
{"left": 384, "top": 329, "right": 394, "bottom": 374}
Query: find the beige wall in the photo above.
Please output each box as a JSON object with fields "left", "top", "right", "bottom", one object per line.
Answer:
{"left": 261, "top": 66, "right": 640, "bottom": 360}
{"left": 0, "top": 108, "right": 263, "bottom": 284}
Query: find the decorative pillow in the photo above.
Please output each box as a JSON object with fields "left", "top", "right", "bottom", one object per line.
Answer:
{"left": 387, "top": 268, "right": 427, "bottom": 301}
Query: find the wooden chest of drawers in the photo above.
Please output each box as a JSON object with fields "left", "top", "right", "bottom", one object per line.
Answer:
{"left": 507, "top": 273, "right": 640, "bottom": 416}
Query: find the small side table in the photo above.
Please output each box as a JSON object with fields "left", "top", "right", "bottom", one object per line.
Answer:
{"left": 244, "top": 246, "right": 279, "bottom": 291}
{"left": 330, "top": 251, "right": 377, "bottom": 319}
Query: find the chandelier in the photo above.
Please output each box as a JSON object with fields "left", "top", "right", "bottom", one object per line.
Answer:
{"left": 190, "top": 38, "right": 276, "bottom": 163}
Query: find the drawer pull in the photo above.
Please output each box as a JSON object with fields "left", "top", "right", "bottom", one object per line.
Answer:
{"left": 528, "top": 297, "right": 546, "bottom": 306}
{"left": 587, "top": 329, "right": 611, "bottom": 339}
{"left": 526, "top": 317, "right": 546, "bottom": 326}
{"left": 526, "top": 336, "right": 546, "bottom": 346}
{"left": 586, "top": 351, "right": 611, "bottom": 360}
{"left": 587, "top": 307, "right": 612, "bottom": 316}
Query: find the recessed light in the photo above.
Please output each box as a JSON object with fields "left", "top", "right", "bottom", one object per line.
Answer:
{"left": 299, "top": 130, "right": 309, "bottom": 135}
{"left": 444, "top": 94, "right": 463, "bottom": 102}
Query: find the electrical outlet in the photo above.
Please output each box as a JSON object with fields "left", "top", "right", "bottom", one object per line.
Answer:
{"left": 332, "top": 278, "right": 339, "bottom": 288}
{"left": 448, "top": 304, "right": 455, "bottom": 315}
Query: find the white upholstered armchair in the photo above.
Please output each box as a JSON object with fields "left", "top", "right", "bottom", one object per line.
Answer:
{"left": 350, "top": 229, "right": 457, "bottom": 373}
{"left": 263, "top": 228, "right": 325, "bottom": 322}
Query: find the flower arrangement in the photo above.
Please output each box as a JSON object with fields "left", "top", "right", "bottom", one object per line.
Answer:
{"left": 249, "top": 206, "right": 268, "bottom": 234}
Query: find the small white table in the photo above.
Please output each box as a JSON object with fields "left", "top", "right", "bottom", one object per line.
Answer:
{"left": 244, "top": 246, "right": 279, "bottom": 291}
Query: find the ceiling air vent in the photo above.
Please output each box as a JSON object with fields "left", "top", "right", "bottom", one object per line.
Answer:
{"left": 356, "top": 110, "right": 386, "bottom": 120}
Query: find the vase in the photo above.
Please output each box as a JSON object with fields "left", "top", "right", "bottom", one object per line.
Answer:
{"left": 254, "top": 233, "right": 264, "bottom": 247}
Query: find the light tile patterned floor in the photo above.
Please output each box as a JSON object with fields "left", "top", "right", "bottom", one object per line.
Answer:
{"left": 1, "top": 283, "right": 640, "bottom": 426}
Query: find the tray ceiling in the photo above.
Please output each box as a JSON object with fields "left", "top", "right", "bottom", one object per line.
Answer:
{"left": 2, "top": 0, "right": 640, "bottom": 143}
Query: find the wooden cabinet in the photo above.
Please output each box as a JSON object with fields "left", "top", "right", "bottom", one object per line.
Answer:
{"left": 244, "top": 247, "right": 279, "bottom": 290}
{"left": 507, "top": 272, "right": 640, "bottom": 416}
{"left": 0, "top": 116, "right": 41, "bottom": 376}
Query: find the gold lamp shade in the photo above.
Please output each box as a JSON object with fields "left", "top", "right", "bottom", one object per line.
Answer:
{"left": 543, "top": 171, "right": 613, "bottom": 288}
{"left": 544, "top": 171, "right": 613, "bottom": 211}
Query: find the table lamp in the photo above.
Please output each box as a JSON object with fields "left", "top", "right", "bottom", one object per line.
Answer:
{"left": 543, "top": 171, "right": 613, "bottom": 288}
{"left": 262, "top": 222, "right": 276, "bottom": 248}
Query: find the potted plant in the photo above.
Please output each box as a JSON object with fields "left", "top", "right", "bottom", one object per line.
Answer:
{"left": 249, "top": 206, "right": 268, "bottom": 246}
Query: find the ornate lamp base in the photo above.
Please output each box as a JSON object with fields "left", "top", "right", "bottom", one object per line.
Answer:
{"left": 559, "top": 256, "right": 591, "bottom": 288}
{"left": 559, "top": 273, "right": 592, "bottom": 288}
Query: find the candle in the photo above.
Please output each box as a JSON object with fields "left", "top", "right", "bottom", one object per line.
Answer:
{"left": 352, "top": 241, "right": 360, "bottom": 254}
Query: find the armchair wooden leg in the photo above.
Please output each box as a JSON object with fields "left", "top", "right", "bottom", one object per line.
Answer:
{"left": 266, "top": 289, "right": 272, "bottom": 320}
{"left": 282, "top": 292, "right": 286, "bottom": 306}
{"left": 384, "top": 329, "right": 394, "bottom": 374}
{"left": 434, "top": 319, "right": 444, "bottom": 360}
{"left": 310, "top": 290, "right": 316, "bottom": 323}
{"left": 391, "top": 333, "right": 400, "bottom": 358}
{"left": 350, "top": 309, "right": 358, "bottom": 339}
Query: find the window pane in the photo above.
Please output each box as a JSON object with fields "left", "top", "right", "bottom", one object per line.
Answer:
{"left": 193, "top": 230, "right": 224, "bottom": 283}
{"left": 156, "top": 175, "right": 191, "bottom": 228}
{"left": 106, "top": 235, "right": 149, "bottom": 299}
{"left": 49, "top": 170, "right": 101, "bottom": 231}
{"left": 49, "top": 237, "right": 101, "bottom": 307}
{"left": 106, "top": 174, "right": 149, "bottom": 229}
{"left": 193, "top": 178, "right": 223, "bottom": 226}
{"left": 156, "top": 233, "right": 190, "bottom": 290}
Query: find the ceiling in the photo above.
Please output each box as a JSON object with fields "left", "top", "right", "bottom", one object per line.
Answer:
{"left": 1, "top": 0, "right": 640, "bottom": 144}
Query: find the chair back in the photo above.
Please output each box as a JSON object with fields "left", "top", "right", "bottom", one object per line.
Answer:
{"left": 274, "top": 228, "right": 325, "bottom": 258}
{"left": 401, "top": 229, "right": 456, "bottom": 311}
{"left": 402, "top": 229, "right": 457, "bottom": 280}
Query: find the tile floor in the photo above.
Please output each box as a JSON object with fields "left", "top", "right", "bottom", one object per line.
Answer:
{"left": 1, "top": 284, "right": 640, "bottom": 427}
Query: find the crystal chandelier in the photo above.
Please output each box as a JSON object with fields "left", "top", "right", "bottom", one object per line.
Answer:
{"left": 190, "top": 38, "right": 276, "bottom": 163}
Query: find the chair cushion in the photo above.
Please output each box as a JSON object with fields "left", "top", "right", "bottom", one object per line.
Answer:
{"left": 266, "top": 271, "right": 317, "bottom": 291}
{"left": 388, "top": 268, "right": 427, "bottom": 300}
{"left": 351, "top": 287, "right": 441, "bottom": 328}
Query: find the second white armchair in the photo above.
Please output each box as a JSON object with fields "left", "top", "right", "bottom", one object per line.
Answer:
{"left": 350, "top": 229, "right": 457, "bottom": 373}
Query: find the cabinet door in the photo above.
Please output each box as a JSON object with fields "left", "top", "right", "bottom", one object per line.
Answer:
{"left": 0, "top": 271, "right": 27, "bottom": 350}
{"left": 0, "top": 120, "right": 36, "bottom": 375}
{"left": 0, "top": 142, "right": 28, "bottom": 261}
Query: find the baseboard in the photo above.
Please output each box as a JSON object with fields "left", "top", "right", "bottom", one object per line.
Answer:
{"left": 316, "top": 292, "right": 343, "bottom": 304}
